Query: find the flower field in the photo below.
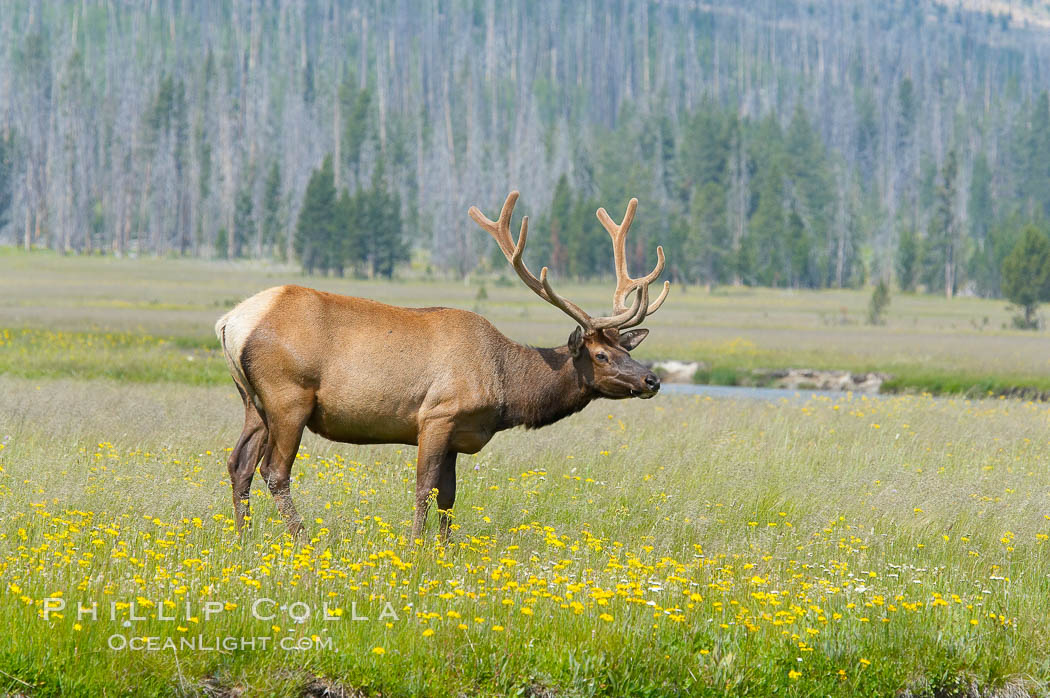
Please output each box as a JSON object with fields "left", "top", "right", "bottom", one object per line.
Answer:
{"left": 1, "top": 374, "right": 1048, "bottom": 696}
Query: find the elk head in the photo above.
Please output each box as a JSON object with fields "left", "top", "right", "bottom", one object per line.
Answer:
{"left": 469, "top": 191, "right": 670, "bottom": 400}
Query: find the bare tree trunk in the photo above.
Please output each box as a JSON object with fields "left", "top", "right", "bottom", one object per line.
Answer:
{"left": 23, "top": 196, "right": 31, "bottom": 251}
{"left": 377, "top": 34, "right": 387, "bottom": 152}
{"left": 333, "top": 67, "right": 341, "bottom": 190}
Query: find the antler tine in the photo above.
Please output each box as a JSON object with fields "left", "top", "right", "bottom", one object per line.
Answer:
{"left": 596, "top": 197, "right": 636, "bottom": 286}
{"left": 469, "top": 191, "right": 543, "bottom": 298}
{"left": 470, "top": 191, "right": 596, "bottom": 330}
{"left": 592, "top": 198, "right": 670, "bottom": 328}
{"left": 646, "top": 280, "right": 671, "bottom": 315}
{"left": 468, "top": 190, "right": 520, "bottom": 258}
{"left": 590, "top": 281, "right": 646, "bottom": 330}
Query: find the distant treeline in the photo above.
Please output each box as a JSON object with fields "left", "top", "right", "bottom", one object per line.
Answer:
{"left": 3, "top": 1, "right": 1050, "bottom": 296}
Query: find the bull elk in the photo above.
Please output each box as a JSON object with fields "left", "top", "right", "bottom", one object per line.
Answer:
{"left": 215, "top": 191, "right": 670, "bottom": 541}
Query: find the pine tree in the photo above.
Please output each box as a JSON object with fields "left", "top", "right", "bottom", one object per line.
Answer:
{"left": 923, "top": 151, "right": 959, "bottom": 297}
{"left": 0, "top": 129, "right": 13, "bottom": 232}
{"left": 896, "top": 78, "right": 917, "bottom": 147}
{"left": 1002, "top": 224, "right": 1050, "bottom": 328}
{"left": 967, "top": 152, "right": 995, "bottom": 294}
{"left": 547, "top": 174, "right": 571, "bottom": 277}
{"left": 214, "top": 228, "right": 229, "bottom": 259}
{"left": 687, "top": 181, "right": 729, "bottom": 284}
{"left": 867, "top": 278, "right": 891, "bottom": 325}
{"left": 194, "top": 121, "right": 211, "bottom": 253}
{"left": 896, "top": 226, "right": 921, "bottom": 292}
{"left": 233, "top": 182, "right": 254, "bottom": 259}
{"left": 340, "top": 76, "right": 373, "bottom": 181}
{"left": 746, "top": 124, "right": 789, "bottom": 287}
{"left": 261, "top": 162, "right": 283, "bottom": 259}
{"left": 1022, "top": 93, "right": 1050, "bottom": 219}
{"left": 571, "top": 196, "right": 608, "bottom": 280}
{"left": 334, "top": 187, "right": 359, "bottom": 276}
{"left": 295, "top": 156, "right": 338, "bottom": 275}
{"left": 855, "top": 89, "right": 879, "bottom": 188}
{"left": 361, "top": 165, "right": 407, "bottom": 279}
{"left": 680, "top": 106, "right": 730, "bottom": 284}
{"left": 785, "top": 103, "right": 832, "bottom": 286}
{"left": 786, "top": 204, "right": 813, "bottom": 288}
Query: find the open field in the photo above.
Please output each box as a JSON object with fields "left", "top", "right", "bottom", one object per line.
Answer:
{"left": 3, "top": 251, "right": 1050, "bottom": 695}
{"left": 1, "top": 377, "right": 1049, "bottom": 695}
{"left": 2, "top": 250, "right": 1050, "bottom": 396}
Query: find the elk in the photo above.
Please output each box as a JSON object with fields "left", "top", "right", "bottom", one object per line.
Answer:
{"left": 215, "top": 191, "right": 670, "bottom": 541}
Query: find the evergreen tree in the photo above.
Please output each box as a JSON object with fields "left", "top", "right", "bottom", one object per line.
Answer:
{"left": 896, "top": 78, "right": 917, "bottom": 147}
{"left": 896, "top": 226, "right": 921, "bottom": 292}
{"left": 680, "top": 107, "right": 731, "bottom": 283}
{"left": 982, "top": 215, "right": 1027, "bottom": 298}
{"left": 867, "top": 278, "right": 891, "bottom": 325}
{"left": 1002, "top": 224, "right": 1050, "bottom": 328}
{"left": 923, "top": 150, "right": 959, "bottom": 296}
{"left": 0, "top": 130, "right": 13, "bottom": 232}
{"left": 967, "top": 152, "right": 995, "bottom": 294}
{"left": 194, "top": 120, "right": 211, "bottom": 252}
{"left": 855, "top": 89, "right": 879, "bottom": 188}
{"left": 360, "top": 166, "right": 407, "bottom": 279}
{"left": 334, "top": 187, "right": 360, "bottom": 275}
{"left": 214, "top": 227, "right": 229, "bottom": 259}
{"left": 295, "top": 156, "right": 338, "bottom": 274}
{"left": 743, "top": 115, "right": 791, "bottom": 288}
{"left": 786, "top": 104, "right": 833, "bottom": 286}
{"left": 573, "top": 196, "right": 609, "bottom": 281}
{"left": 547, "top": 174, "right": 571, "bottom": 277}
{"left": 261, "top": 161, "right": 283, "bottom": 259}
{"left": 785, "top": 204, "right": 813, "bottom": 288}
{"left": 687, "top": 181, "right": 729, "bottom": 284}
{"left": 233, "top": 182, "right": 254, "bottom": 259}
{"left": 340, "top": 76, "right": 373, "bottom": 180}
{"left": 1021, "top": 93, "right": 1050, "bottom": 218}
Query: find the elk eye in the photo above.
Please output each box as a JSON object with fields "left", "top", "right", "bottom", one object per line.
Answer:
{"left": 595, "top": 352, "right": 608, "bottom": 362}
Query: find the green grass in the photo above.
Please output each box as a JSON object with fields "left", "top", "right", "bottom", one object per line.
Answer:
{"left": 3, "top": 249, "right": 1050, "bottom": 397}
{"left": 2, "top": 251, "right": 1050, "bottom": 694}
{"left": 0, "top": 328, "right": 227, "bottom": 384}
{"left": 0, "top": 378, "right": 1048, "bottom": 695}
{"left": 686, "top": 343, "right": 1050, "bottom": 398}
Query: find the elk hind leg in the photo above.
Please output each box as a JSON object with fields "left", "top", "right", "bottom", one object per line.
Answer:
{"left": 227, "top": 402, "right": 267, "bottom": 533}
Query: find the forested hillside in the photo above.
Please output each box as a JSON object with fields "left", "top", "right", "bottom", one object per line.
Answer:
{"left": 4, "top": 0, "right": 1050, "bottom": 295}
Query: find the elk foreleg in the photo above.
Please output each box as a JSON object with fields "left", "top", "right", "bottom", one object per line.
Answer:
{"left": 260, "top": 394, "right": 313, "bottom": 539}
{"left": 413, "top": 422, "right": 454, "bottom": 542}
{"left": 436, "top": 453, "right": 457, "bottom": 542}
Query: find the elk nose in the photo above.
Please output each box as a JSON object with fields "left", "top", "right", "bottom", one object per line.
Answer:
{"left": 644, "top": 373, "right": 660, "bottom": 391}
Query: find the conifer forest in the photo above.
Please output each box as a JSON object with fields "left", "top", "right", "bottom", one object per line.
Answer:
{"left": 3, "top": 1, "right": 1050, "bottom": 295}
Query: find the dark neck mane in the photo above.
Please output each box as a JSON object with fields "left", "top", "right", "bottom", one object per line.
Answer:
{"left": 498, "top": 342, "right": 593, "bottom": 430}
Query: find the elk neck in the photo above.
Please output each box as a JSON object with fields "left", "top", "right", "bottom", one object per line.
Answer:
{"left": 496, "top": 340, "right": 593, "bottom": 431}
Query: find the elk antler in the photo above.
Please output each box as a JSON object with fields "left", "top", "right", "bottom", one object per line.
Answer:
{"left": 469, "top": 191, "right": 666, "bottom": 332}
{"left": 595, "top": 198, "right": 670, "bottom": 330}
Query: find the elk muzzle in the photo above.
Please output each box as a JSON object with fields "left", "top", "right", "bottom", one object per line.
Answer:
{"left": 638, "top": 371, "right": 660, "bottom": 398}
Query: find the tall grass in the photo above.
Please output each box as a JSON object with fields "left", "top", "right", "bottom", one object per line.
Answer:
{"left": 0, "top": 377, "right": 1047, "bottom": 695}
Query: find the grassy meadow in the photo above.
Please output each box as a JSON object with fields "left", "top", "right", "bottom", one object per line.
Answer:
{"left": 2, "top": 249, "right": 1050, "bottom": 394}
{"left": 2, "top": 250, "right": 1050, "bottom": 696}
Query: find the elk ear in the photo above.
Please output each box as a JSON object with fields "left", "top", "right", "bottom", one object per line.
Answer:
{"left": 567, "top": 326, "right": 585, "bottom": 357}
{"left": 618, "top": 328, "right": 649, "bottom": 351}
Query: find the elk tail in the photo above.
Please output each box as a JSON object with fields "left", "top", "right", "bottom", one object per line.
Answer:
{"left": 215, "top": 311, "right": 264, "bottom": 417}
